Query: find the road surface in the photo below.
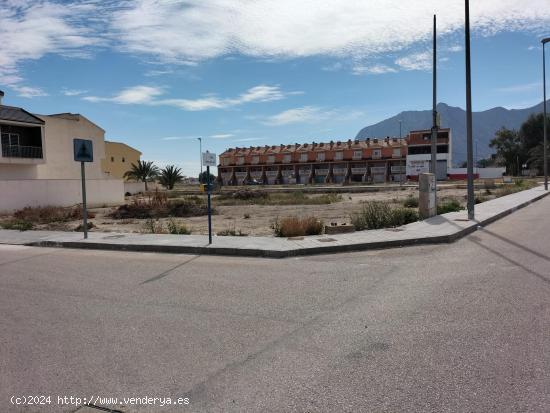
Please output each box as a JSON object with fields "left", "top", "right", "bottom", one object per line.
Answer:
{"left": 1, "top": 197, "right": 550, "bottom": 412}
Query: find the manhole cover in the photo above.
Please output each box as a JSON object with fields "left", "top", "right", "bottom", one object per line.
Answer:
{"left": 317, "top": 238, "right": 337, "bottom": 242}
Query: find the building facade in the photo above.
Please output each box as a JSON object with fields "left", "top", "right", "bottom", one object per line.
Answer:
{"left": 218, "top": 129, "right": 452, "bottom": 185}
{"left": 218, "top": 137, "right": 408, "bottom": 186}
{"left": 101, "top": 141, "right": 142, "bottom": 180}
{"left": 405, "top": 128, "right": 452, "bottom": 180}
{"left": 0, "top": 91, "right": 125, "bottom": 211}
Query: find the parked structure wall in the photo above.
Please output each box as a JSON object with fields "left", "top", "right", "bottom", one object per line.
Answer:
{"left": 102, "top": 141, "right": 142, "bottom": 180}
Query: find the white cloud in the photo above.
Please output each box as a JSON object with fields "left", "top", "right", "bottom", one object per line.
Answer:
{"left": 0, "top": 1, "right": 101, "bottom": 88}
{"left": 211, "top": 134, "right": 234, "bottom": 139}
{"left": 395, "top": 52, "right": 432, "bottom": 71}
{"left": 84, "top": 84, "right": 296, "bottom": 111}
{"left": 264, "top": 106, "right": 328, "bottom": 126}
{"left": 12, "top": 85, "right": 48, "bottom": 98}
{"left": 110, "top": 0, "right": 550, "bottom": 64}
{"left": 352, "top": 64, "right": 397, "bottom": 75}
{"left": 62, "top": 88, "right": 87, "bottom": 96}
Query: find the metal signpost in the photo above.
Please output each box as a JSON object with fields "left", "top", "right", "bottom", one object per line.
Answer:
{"left": 202, "top": 151, "right": 217, "bottom": 244}
{"left": 73, "top": 139, "right": 93, "bottom": 239}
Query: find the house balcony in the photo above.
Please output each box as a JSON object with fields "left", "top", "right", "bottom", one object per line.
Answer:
{"left": 281, "top": 170, "right": 294, "bottom": 177}
{"left": 250, "top": 171, "right": 263, "bottom": 178}
{"left": 235, "top": 172, "right": 248, "bottom": 179}
{"left": 265, "top": 171, "right": 278, "bottom": 177}
{"left": 351, "top": 167, "right": 367, "bottom": 174}
{"left": 0, "top": 145, "right": 45, "bottom": 164}
{"left": 315, "top": 168, "right": 329, "bottom": 175}
{"left": 333, "top": 167, "right": 347, "bottom": 175}
{"left": 391, "top": 165, "right": 406, "bottom": 173}
{"left": 370, "top": 166, "right": 386, "bottom": 174}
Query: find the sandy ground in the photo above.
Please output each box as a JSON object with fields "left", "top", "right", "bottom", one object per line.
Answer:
{"left": 9, "top": 186, "right": 480, "bottom": 237}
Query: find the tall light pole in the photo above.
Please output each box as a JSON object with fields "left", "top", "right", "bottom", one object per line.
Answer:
{"left": 543, "top": 37, "right": 549, "bottom": 190}
{"left": 465, "top": 0, "right": 475, "bottom": 220}
{"left": 431, "top": 14, "right": 438, "bottom": 178}
{"left": 198, "top": 137, "right": 203, "bottom": 178}
{"left": 399, "top": 120, "right": 404, "bottom": 185}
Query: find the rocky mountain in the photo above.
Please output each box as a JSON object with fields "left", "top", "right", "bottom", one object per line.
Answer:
{"left": 355, "top": 101, "right": 548, "bottom": 165}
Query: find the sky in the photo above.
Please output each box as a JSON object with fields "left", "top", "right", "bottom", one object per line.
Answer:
{"left": 1, "top": 0, "right": 550, "bottom": 176}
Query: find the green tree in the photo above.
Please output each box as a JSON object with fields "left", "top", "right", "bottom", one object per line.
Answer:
{"left": 199, "top": 170, "right": 216, "bottom": 184}
{"left": 123, "top": 160, "right": 160, "bottom": 190}
{"left": 158, "top": 165, "right": 183, "bottom": 190}
{"left": 489, "top": 128, "right": 523, "bottom": 175}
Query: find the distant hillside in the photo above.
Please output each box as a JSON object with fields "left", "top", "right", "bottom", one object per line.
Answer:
{"left": 355, "top": 101, "right": 548, "bottom": 165}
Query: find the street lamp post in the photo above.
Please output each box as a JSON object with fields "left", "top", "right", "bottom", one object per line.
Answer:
{"left": 543, "top": 37, "right": 550, "bottom": 190}
{"left": 198, "top": 137, "right": 203, "bottom": 179}
{"left": 465, "top": 0, "right": 475, "bottom": 220}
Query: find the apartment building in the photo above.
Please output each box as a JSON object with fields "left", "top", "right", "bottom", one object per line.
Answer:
{"left": 218, "top": 137, "right": 408, "bottom": 185}
{"left": 405, "top": 128, "right": 452, "bottom": 180}
{"left": 101, "top": 141, "right": 142, "bottom": 180}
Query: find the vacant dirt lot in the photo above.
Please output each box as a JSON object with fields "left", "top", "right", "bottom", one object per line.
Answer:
{"left": 1, "top": 186, "right": 480, "bottom": 236}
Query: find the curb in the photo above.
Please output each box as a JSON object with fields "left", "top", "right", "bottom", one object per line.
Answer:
{"left": 26, "top": 190, "right": 549, "bottom": 259}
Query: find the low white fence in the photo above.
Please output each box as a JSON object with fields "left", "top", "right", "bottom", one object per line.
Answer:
{"left": 0, "top": 179, "right": 125, "bottom": 212}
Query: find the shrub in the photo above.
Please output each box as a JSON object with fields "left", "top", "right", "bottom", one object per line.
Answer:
{"left": 74, "top": 222, "right": 96, "bottom": 232}
{"left": 166, "top": 219, "right": 191, "bottom": 235}
{"left": 110, "top": 196, "right": 209, "bottom": 219}
{"left": 402, "top": 196, "right": 419, "bottom": 208}
{"left": 351, "top": 202, "right": 391, "bottom": 230}
{"left": 437, "top": 199, "right": 463, "bottom": 214}
{"left": 217, "top": 228, "right": 248, "bottom": 236}
{"left": 243, "top": 213, "right": 251, "bottom": 219}
{"left": 142, "top": 218, "right": 166, "bottom": 234}
{"left": 390, "top": 208, "right": 420, "bottom": 226}
{"left": 13, "top": 205, "right": 94, "bottom": 224}
{"left": 272, "top": 216, "right": 324, "bottom": 237}
{"left": 1, "top": 219, "right": 34, "bottom": 231}
{"left": 351, "top": 201, "right": 419, "bottom": 230}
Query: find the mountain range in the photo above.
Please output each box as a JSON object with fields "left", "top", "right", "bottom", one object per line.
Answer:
{"left": 355, "top": 101, "right": 549, "bottom": 165}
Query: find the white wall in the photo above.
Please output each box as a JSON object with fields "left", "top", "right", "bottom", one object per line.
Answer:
{"left": 0, "top": 164, "right": 38, "bottom": 179}
{"left": 447, "top": 167, "right": 505, "bottom": 179}
{"left": 35, "top": 114, "right": 107, "bottom": 180}
{"left": 0, "top": 179, "right": 124, "bottom": 212}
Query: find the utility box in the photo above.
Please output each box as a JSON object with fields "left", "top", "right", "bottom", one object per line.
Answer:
{"left": 419, "top": 173, "right": 437, "bottom": 219}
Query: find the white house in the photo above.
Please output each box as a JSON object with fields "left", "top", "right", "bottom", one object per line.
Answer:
{"left": 0, "top": 91, "right": 124, "bottom": 211}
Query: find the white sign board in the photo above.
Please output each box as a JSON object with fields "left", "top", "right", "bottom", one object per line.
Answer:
{"left": 202, "top": 151, "right": 217, "bottom": 167}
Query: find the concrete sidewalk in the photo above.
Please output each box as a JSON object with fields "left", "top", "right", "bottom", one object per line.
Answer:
{"left": 0, "top": 186, "right": 547, "bottom": 258}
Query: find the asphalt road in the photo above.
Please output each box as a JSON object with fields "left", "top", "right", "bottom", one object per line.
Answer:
{"left": 1, "top": 197, "right": 550, "bottom": 413}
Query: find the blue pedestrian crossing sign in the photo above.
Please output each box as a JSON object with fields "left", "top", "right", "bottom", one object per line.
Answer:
{"left": 73, "top": 139, "right": 93, "bottom": 162}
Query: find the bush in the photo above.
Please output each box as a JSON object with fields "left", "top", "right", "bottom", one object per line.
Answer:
{"left": 217, "top": 228, "right": 248, "bottom": 236}
{"left": 402, "top": 196, "right": 419, "bottom": 208}
{"left": 1, "top": 219, "right": 34, "bottom": 231}
{"left": 437, "top": 199, "right": 463, "bottom": 214}
{"left": 272, "top": 216, "right": 324, "bottom": 237}
{"left": 351, "top": 201, "right": 419, "bottom": 231}
{"left": 390, "top": 208, "right": 420, "bottom": 226}
{"left": 13, "top": 205, "right": 94, "bottom": 224}
{"left": 243, "top": 213, "right": 251, "bottom": 219}
{"left": 142, "top": 218, "right": 166, "bottom": 234}
{"left": 110, "top": 196, "right": 209, "bottom": 219}
{"left": 74, "top": 222, "right": 96, "bottom": 232}
{"left": 167, "top": 219, "right": 191, "bottom": 235}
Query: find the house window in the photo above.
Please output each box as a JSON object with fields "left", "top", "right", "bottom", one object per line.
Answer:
{"left": 1, "top": 133, "right": 20, "bottom": 146}
{"left": 300, "top": 153, "right": 308, "bottom": 162}
{"left": 372, "top": 149, "right": 381, "bottom": 159}
{"left": 317, "top": 152, "right": 325, "bottom": 161}
{"left": 236, "top": 156, "right": 244, "bottom": 165}
{"left": 252, "top": 156, "right": 260, "bottom": 164}
{"left": 283, "top": 154, "right": 291, "bottom": 163}
{"left": 111, "top": 156, "right": 115, "bottom": 162}
{"left": 393, "top": 148, "right": 401, "bottom": 157}
{"left": 122, "top": 157, "right": 125, "bottom": 163}
{"left": 267, "top": 155, "right": 275, "bottom": 164}
{"left": 353, "top": 150, "right": 362, "bottom": 159}
{"left": 335, "top": 151, "right": 343, "bottom": 160}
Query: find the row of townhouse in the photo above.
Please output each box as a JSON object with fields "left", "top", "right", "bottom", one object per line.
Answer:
{"left": 217, "top": 129, "right": 451, "bottom": 185}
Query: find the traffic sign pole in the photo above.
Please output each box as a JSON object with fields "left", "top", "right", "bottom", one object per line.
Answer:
{"left": 81, "top": 161, "right": 88, "bottom": 239}
{"left": 207, "top": 165, "right": 212, "bottom": 244}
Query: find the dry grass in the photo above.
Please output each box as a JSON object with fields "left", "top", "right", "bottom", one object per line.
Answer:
{"left": 272, "top": 216, "right": 324, "bottom": 237}
{"left": 13, "top": 205, "right": 94, "bottom": 224}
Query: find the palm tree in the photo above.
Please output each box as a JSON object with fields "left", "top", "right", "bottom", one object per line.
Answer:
{"left": 158, "top": 165, "right": 184, "bottom": 190}
{"left": 123, "top": 160, "right": 160, "bottom": 190}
